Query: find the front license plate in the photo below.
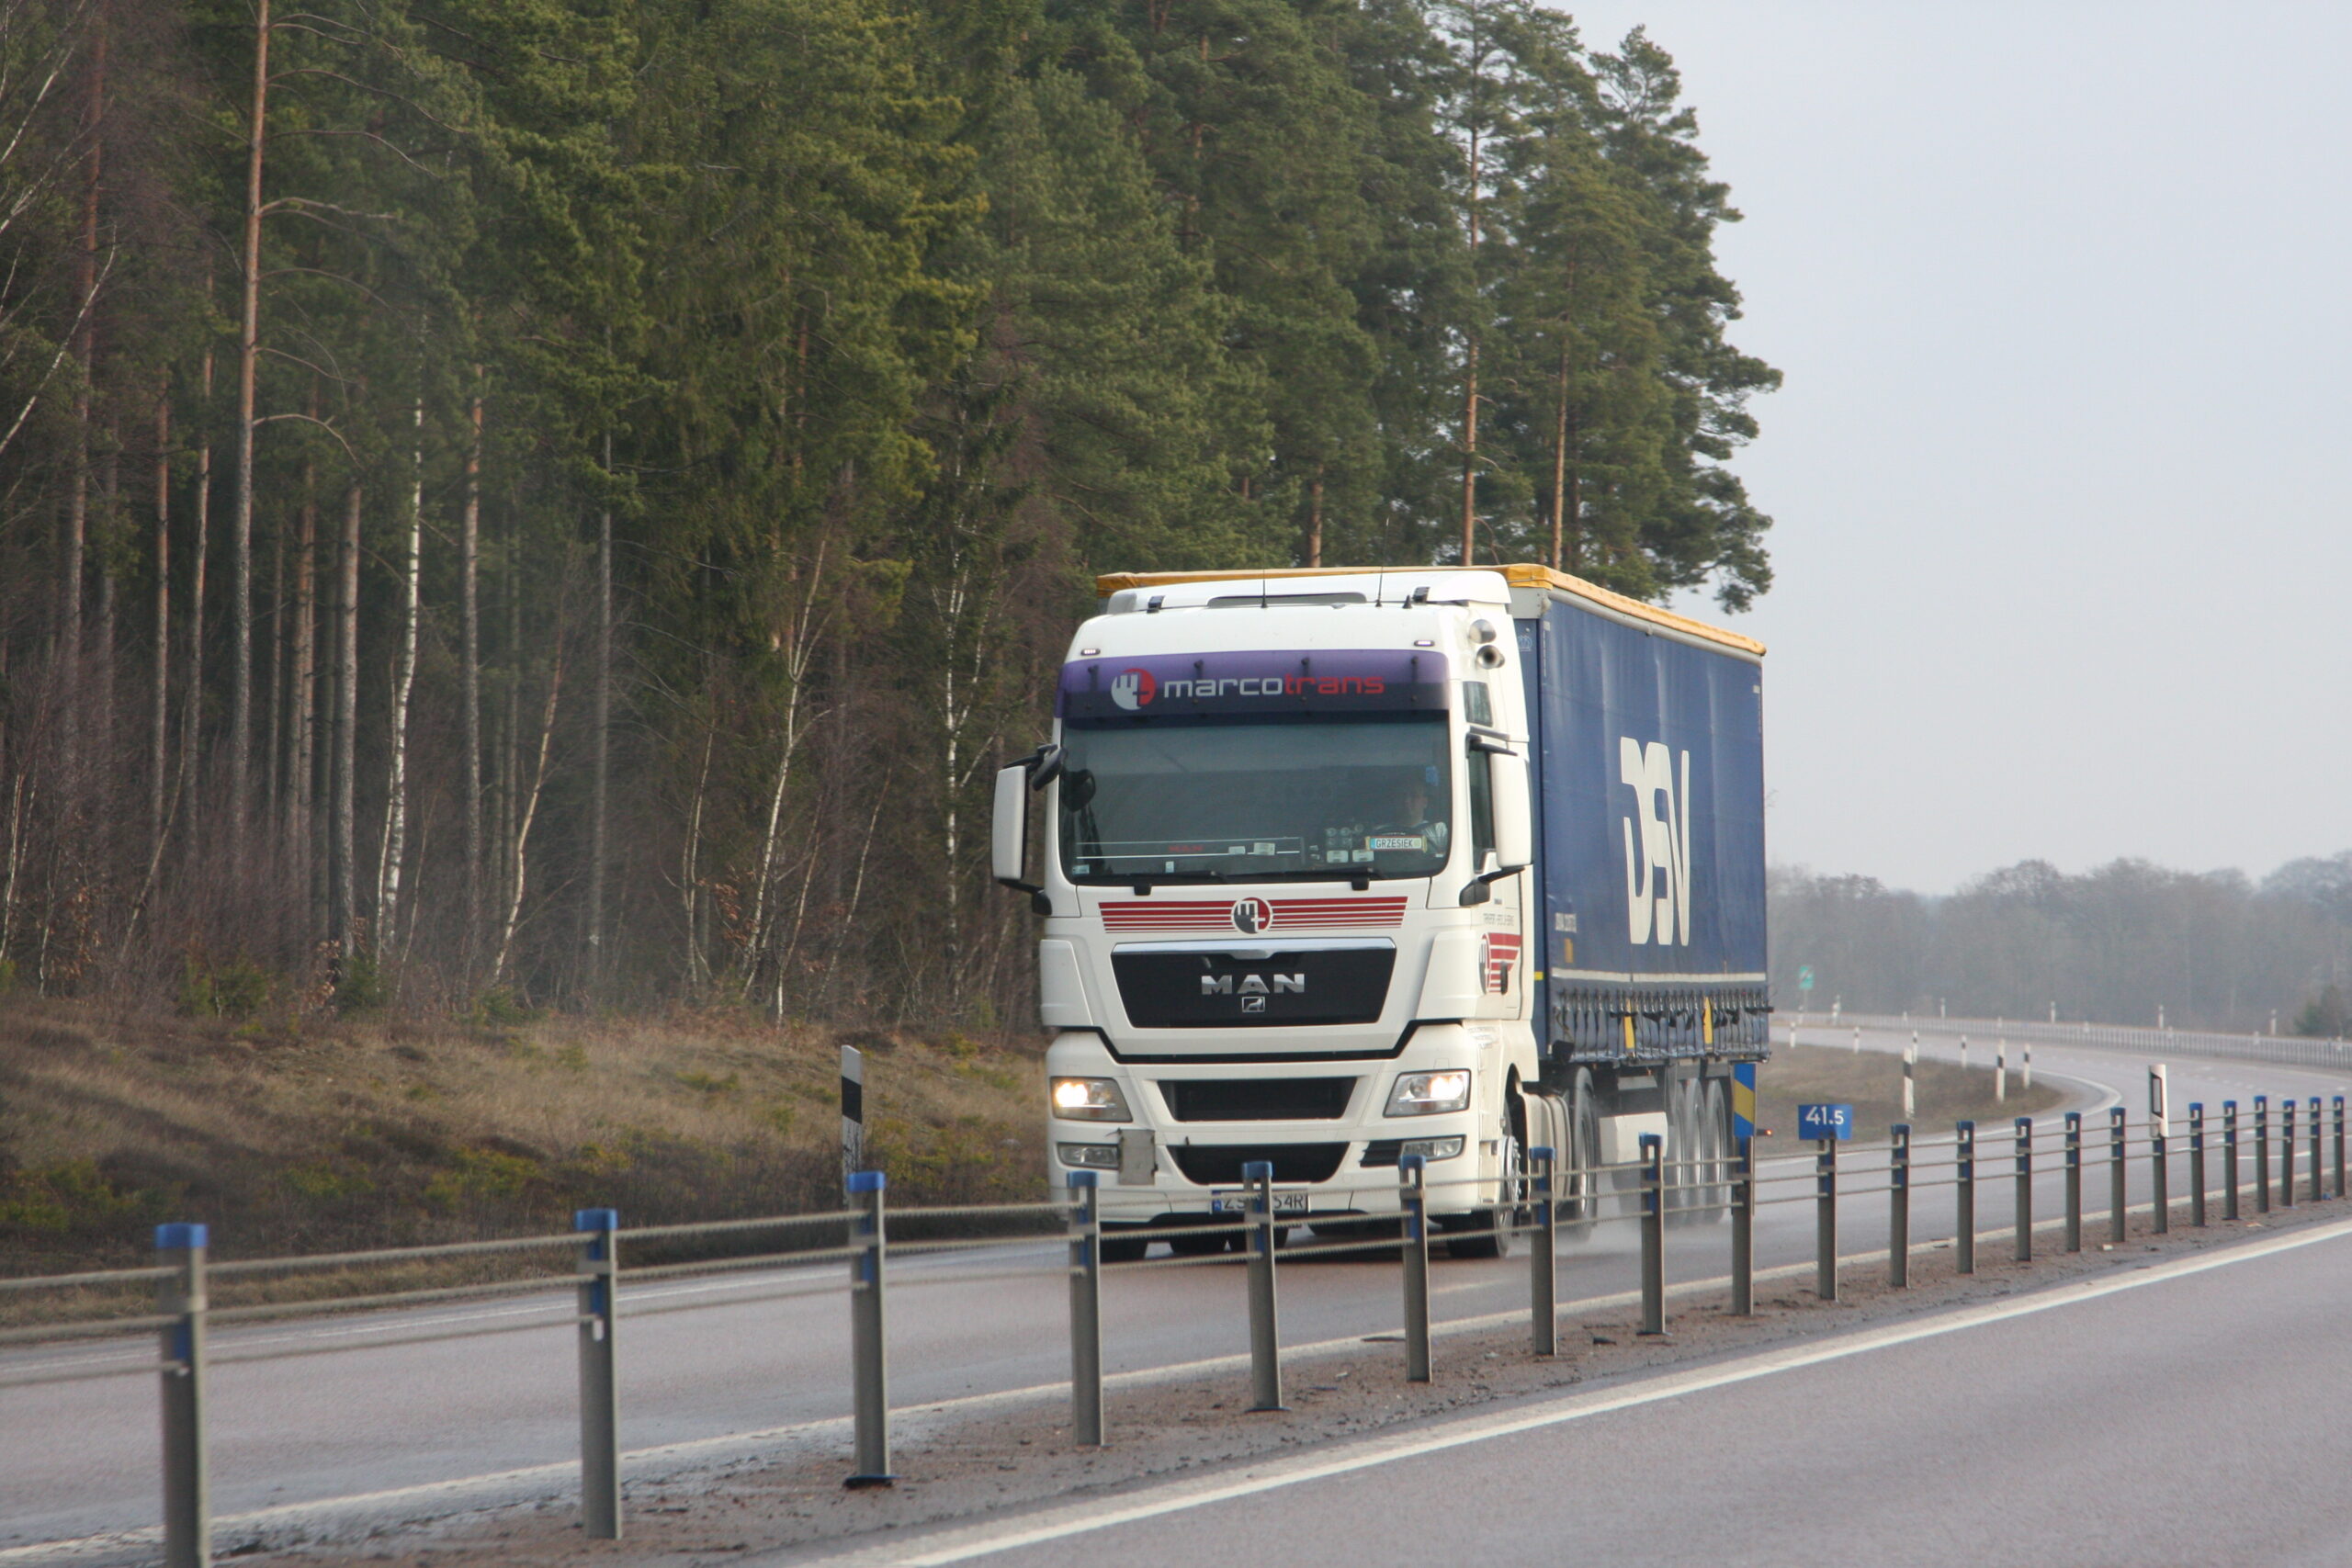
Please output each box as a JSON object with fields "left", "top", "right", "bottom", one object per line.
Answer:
{"left": 1211, "top": 1190, "right": 1310, "bottom": 1215}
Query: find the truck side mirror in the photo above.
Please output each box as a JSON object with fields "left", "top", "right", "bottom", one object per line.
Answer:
{"left": 992, "top": 763, "right": 1036, "bottom": 893}
{"left": 1461, "top": 748, "right": 1532, "bottom": 906}
{"left": 1492, "top": 750, "right": 1532, "bottom": 871}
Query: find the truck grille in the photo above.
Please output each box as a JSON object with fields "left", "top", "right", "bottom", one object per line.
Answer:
{"left": 1169, "top": 1144, "right": 1349, "bottom": 1186}
{"left": 1113, "top": 945, "right": 1394, "bottom": 1029}
{"left": 1160, "top": 1078, "right": 1357, "bottom": 1122}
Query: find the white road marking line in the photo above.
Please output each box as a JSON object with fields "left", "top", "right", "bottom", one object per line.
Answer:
{"left": 793, "top": 1215, "right": 2352, "bottom": 1567}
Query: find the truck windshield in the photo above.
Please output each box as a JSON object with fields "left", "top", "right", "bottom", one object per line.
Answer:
{"left": 1057, "top": 716, "right": 1453, "bottom": 884}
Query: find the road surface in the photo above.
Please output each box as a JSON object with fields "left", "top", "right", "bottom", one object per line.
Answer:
{"left": 857, "top": 1210, "right": 2352, "bottom": 1568}
{"left": 3, "top": 1026, "right": 2343, "bottom": 1554}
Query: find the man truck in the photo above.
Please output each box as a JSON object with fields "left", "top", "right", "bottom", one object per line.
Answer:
{"left": 990, "top": 565, "right": 1770, "bottom": 1260}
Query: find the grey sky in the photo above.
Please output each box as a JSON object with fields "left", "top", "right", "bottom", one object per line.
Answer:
{"left": 1564, "top": 2, "right": 2352, "bottom": 892}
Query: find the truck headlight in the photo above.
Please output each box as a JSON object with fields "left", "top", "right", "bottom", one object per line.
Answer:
{"left": 1401, "top": 1136, "right": 1465, "bottom": 1161}
{"left": 1385, "top": 1069, "right": 1471, "bottom": 1116}
{"left": 1051, "top": 1077, "right": 1133, "bottom": 1122}
{"left": 1057, "top": 1142, "right": 1123, "bottom": 1168}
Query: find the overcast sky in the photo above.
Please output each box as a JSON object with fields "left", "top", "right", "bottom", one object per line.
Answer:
{"left": 1562, "top": 1, "right": 2352, "bottom": 893}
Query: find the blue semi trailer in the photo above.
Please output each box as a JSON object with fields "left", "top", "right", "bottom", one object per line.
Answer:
{"left": 992, "top": 564, "right": 1770, "bottom": 1259}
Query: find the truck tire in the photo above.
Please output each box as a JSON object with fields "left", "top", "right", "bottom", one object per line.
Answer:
{"left": 1101, "top": 1226, "right": 1150, "bottom": 1265}
{"left": 1445, "top": 1130, "right": 1521, "bottom": 1259}
{"left": 1567, "top": 1067, "right": 1601, "bottom": 1235}
{"left": 1700, "top": 1078, "right": 1731, "bottom": 1222}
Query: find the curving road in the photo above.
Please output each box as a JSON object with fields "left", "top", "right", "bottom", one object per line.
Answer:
{"left": 5, "top": 1026, "right": 2346, "bottom": 1557}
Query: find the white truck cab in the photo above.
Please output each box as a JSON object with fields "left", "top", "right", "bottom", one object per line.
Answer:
{"left": 993, "top": 570, "right": 1544, "bottom": 1259}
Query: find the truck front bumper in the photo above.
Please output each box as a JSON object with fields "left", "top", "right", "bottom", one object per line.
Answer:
{"left": 1042, "top": 1026, "right": 1502, "bottom": 1224}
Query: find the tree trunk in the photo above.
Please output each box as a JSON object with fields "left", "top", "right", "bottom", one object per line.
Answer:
{"left": 492, "top": 654, "right": 562, "bottom": 987}
{"left": 149, "top": 385, "right": 169, "bottom": 858}
{"left": 461, "top": 379, "right": 482, "bottom": 969}
{"left": 1459, "top": 337, "right": 1479, "bottom": 566}
{"left": 331, "top": 479, "right": 358, "bottom": 958}
{"left": 499, "top": 513, "right": 520, "bottom": 946}
{"left": 1550, "top": 337, "right": 1570, "bottom": 572}
{"left": 95, "top": 429, "right": 118, "bottom": 766}
{"left": 1459, "top": 115, "right": 1482, "bottom": 567}
{"left": 265, "top": 489, "right": 283, "bottom": 827}
{"left": 376, "top": 393, "right": 422, "bottom": 959}
{"left": 62, "top": 30, "right": 104, "bottom": 753}
{"left": 230, "top": 0, "right": 272, "bottom": 852}
{"left": 680, "top": 720, "right": 713, "bottom": 997}
{"left": 587, "top": 429, "right": 610, "bottom": 990}
{"left": 1305, "top": 463, "right": 1324, "bottom": 568}
{"left": 288, "top": 445, "right": 316, "bottom": 927}
{"left": 181, "top": 344, "right": 211, "bottom": 853}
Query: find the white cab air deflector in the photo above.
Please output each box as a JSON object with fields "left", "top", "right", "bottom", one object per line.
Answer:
{"left": 1038, "top": 940, "right": 1092, "bottom": 1029}
{"left": 1102, "top": 570, "right": 1511, "bottom": 615}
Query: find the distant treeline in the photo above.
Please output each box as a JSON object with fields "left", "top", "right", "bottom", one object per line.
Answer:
{"left": 1770, "top": 855, "right": 2352, "bottom": 1038}
{"left": 0, "top": 0, "right": 1772, "bottom": 1022}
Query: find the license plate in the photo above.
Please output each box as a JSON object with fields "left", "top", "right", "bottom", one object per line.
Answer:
{"left": 1211, "top": 1190, "right": 1310, "bottom": 1215}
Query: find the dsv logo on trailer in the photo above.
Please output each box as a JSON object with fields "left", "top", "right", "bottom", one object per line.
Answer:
{"left": 1619, "top": 738, "right": 1692, "bottom": 947}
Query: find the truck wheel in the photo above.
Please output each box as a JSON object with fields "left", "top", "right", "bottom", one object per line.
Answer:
{"left": 1445, "top": 1132, "right": 1522, "bottom": 1259}
{"left": 1566, "top": 1067, "right": 1601, "bottom": 1235}
{"left": 1663, "top": 1074, "right": 1695, "bottom": 1224}
{"left": 1100, "top": 1226, "right": 1150, "bottom": 1265}
{"left": 1701, "top": 1079, "right": 1731, "bottom": 1222}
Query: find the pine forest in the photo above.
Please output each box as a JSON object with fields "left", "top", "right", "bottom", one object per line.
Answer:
{"left": 0, "top": 0, "right": 1777, "bottom": 1027}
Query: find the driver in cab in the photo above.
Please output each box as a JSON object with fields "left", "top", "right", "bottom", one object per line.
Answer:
{"left": 1368, "top": 769, "right": 1448, "bottom": 859}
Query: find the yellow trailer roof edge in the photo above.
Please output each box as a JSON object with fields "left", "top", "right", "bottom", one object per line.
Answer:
{"left": 1091, "top": 564, "right": 1765, "bottom": 658}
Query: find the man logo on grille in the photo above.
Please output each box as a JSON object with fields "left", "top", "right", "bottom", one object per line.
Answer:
{"left": 1231, "top": 897, "right": 1272, "bottom": 934}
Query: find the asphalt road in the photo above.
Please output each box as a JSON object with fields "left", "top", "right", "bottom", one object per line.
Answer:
{"left": 883, "top": 1210, "right": 2352, "bottom": 1568}
{"left": 6, "top": 1027, "right": 2346, "bottom": 1554}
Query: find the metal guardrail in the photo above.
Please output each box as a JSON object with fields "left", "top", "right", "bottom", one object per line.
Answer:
{"left": 7, "top": 1085, "right": 2352, "bottom": 1563}
{"left": 1830, "top": 1011, "right": 2352, "bottom": 1071}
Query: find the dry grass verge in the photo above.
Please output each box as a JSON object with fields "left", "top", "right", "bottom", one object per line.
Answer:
{"left": 1752, "top": 1041, "right": 2069, "bottom": 1148}
{"left": 0, "top": 998, "right": 1045, "bottom": 1288}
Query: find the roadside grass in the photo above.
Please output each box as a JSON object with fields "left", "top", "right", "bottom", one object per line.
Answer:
{"left": 0, "top": 998, "right": 1046, "bottom": 1295}
{"left": 1752, "top": 1042, "right": 2067, "bottom": 1148}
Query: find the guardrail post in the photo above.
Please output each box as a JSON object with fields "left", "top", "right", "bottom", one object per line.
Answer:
{"left": 1640, "top": 1133, "right": 1666, "bottom": 1333}
{"left": 2309, "top": 1098, "right": 2324, "bottom": 1204}
{"left": 573, "top": 1208, "right": 621, "bottom": 1537}
{"left": 156, "top": 1223, "right": 209, "bottom": 1568}
{"left": 2107, "top": 1106, "right": 2127, "bottom": 1243}
{"left": 1399, "top": 1153, "right": 1432, "bottom": 1382}
{"left": 2256, "top": 1096, "right": 2271, "bottom": 1214}
{"left": 2280, "top": 1099, "right": 2299, "bottom": 1210}
{"left": 2064, "top": 1112, "right": 2083, "bottom": 1252}
{"left": 1888, "top": 1124, "right": 1911, "bottom": 1288}
{"left": 1244, "top": 1160, "right": 1284, "bottom": 1411}
{"left": 1955, "top": 1121, "right": 1975, "bottom": 1275}
{"left": 2189, "top": 1103, "right": 2207, "bottom": 1227}
{"left": 1529, "top": 1145, "right": 1558, "bottom": 1354}
{"left": 1730, "top": 1134, "right": 1755, "bottom": 1317}
{"left": 2335, "top": 1096, "right": 2345, "bottom": 1200}
{"left": 2224, "top": 1100, "right": 2240, "bottom": 1220}
{"left": 1815, "top": 1136, "right": 1838, "bottom": 1303}
{"left": 2151, "top": 1115, "right": 2169, "bottom": 1235}
{"left": 2014, "top": 1117, "right": 2033, "bottom": 1263}
{"left": 846, "top": 1171, "right": 893, "bottom": 1486}
{"left": 1067, "top": 1172, "right": 1102, "bottom": 1447}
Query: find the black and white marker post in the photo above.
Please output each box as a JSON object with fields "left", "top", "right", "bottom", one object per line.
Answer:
{"left": 841, "top": 1044, "right": 865, "bottom": 1187}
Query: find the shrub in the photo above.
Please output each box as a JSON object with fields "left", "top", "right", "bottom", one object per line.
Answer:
{"left": 177, "top": 952, "right": 276, "bottom": 1021}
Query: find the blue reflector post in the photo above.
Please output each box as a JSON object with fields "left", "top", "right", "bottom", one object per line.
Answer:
{"left": 155, "top": 1223, "right": 208, "bottom": 1250}
{"left": 848, "top": 1169, "right": 887, "bottom": 1194}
